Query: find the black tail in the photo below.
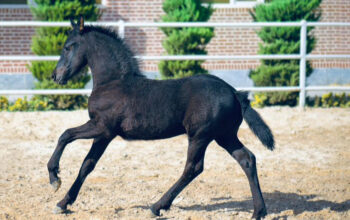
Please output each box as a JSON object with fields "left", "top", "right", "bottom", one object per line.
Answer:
{"left": 235, "top": 91, "right": 275, "bottom": 151}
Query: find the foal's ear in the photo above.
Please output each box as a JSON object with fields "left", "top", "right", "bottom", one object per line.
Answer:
{"left": 77, "top": 16, "right": 84, "bottom": 33}
{"left": 70, "top": 18, "right": 77, "bottom": 29}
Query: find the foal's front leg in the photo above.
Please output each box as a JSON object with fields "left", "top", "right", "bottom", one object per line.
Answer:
{"left": 54, "top": 137, "right": 112, "bottom": 213}
{"left": 47, "top": 120, "right": 102, "bottom": 192}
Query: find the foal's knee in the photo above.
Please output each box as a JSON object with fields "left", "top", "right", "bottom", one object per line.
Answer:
{"left": 58, "top": 129, "right": 72, "bottom": 145}
{"left": 194, "top": 161, "right": 204, "bottom": 176}
{"left": 193, "top": 164, "right": 203, "bottom": 177}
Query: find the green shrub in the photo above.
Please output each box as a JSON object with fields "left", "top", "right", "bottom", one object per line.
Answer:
{"left": 28, "top": 0, "right": 100, "bottom": 109}
{"left": 0, "top": 96, "right": 9, "bottom": 111}
{"left": 28, "top": 97, "right": 52, "bottom": 111}
{"left": 0, "top": 93, "right": 87, "bottom": 112}
{"left": 159, "top": 0, "right": 214, "bottom": 79}
{"left": 249, "top": 0, "right": 322, "bottom": 106}
{"left": 8, "top": 97, "right": 30, "bottom": 111}
{"left": 34, "top": 79, "right": 89, "bottom": 110}
{"left": 251, "top": 93, "right": 268, "bottom": 108}
{"left": 307, "top": 92, "right": 350, "bottom": 108}
{"left": 0, "top": 96, "right": 50, "bottom": 112}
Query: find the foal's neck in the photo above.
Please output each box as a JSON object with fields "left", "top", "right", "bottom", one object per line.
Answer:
{"left": 85, "top": 32, "right": 142, "bottom": 89}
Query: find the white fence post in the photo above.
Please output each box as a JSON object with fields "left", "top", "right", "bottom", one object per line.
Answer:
{"left": 299, "top": 20, "right": 307, "bottom": 108}
{"left": 118, "top": 20, "right": 125, "bottom": 39}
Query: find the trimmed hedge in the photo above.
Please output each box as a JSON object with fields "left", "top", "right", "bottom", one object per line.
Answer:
{"left": 159, "top": 0, "right": 214, "bottom": 78}
{"left": 249, "top": 0, "right": 322, "bottom": 106}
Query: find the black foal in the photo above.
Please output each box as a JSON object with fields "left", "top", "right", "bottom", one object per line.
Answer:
{"left": 47, "top": 17, "right": 274, "bottom": 219}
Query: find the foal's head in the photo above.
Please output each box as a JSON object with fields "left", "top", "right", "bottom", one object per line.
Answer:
{"left": 52, "top": 17, "right": 87, "bottom": 85}
{"left": 52, "top": 16, "right": 143, "bottom": 85}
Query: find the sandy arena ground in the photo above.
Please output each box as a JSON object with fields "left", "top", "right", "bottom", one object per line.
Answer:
{"left": 0, "top": 107, "right": 349, "bottom": 220}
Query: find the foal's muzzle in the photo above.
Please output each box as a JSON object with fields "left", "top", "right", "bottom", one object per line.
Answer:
{"left": 52, "top": 68, "right": 68, "bottom": 85}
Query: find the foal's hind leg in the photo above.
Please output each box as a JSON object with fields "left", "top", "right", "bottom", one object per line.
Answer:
{"left": 54, "top": 137, "right": 112, "bottom": 213}
{"left": 150, "top": 137, "right": 210, "bottom": 216}
{"left": 47, "top": 120, "right": 102, "bottom": 192}
{"left": 216, "top": 136, "right": 267, "bottom": 219}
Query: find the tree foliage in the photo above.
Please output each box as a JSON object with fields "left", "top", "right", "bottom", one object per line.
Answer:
{"left": 159, "top": 0, "right": 214, "bottom": 78}
{"left": 249, "top": 0, "right": 322, "bottom": 106}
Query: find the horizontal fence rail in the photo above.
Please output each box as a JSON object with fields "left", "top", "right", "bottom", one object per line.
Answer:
{"left": 1, "top": 21, "right": 350, "bottom": 27}
{"left": 2, "top": 86, "right": 349, "bottom": 96}
{"left": 0, "top": 89, "right": 92, "bottom": 95}
{"left": 0, "top": 20, "right": 349, "bottom": 107}
{"left": 2, "top": 54, "right": 350, "bottom": 61}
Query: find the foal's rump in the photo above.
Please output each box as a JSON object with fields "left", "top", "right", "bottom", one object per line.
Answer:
{"left": 179, "top": 74, "right": 274, "bottom": 151}
{"left": 180, "top": 75, "right": 243, "bottom": 137}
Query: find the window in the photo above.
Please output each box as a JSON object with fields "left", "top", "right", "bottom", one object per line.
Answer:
{"left": 0, "top": 0, "right": 105, "bottom": 8}
{"left": 0, "top": 0, "right": 27, "bottom": 8}
{"left": 0, "top": 0, "right": 104, "bottom": 4}
{"left": 0, "top": 0, "right": 26, "bottom": 4}
{"left": 201, "top": 0, "right": 264, "bottom": 8}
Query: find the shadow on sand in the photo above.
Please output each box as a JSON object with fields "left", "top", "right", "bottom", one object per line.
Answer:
{"left": 177, "top": 191, "right": 349, "bottom": 216}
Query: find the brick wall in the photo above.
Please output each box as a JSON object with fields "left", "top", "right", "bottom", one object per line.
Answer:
{"left": 0, "top": 0, "right": 349, "bottom": 75}
{"left": 311, "top": 0, "right": 350, "bottom": 68}
{"left": 0, "top": 8, "right": 34, "bottom": 74}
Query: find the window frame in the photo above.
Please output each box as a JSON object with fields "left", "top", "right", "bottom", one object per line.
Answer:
{"left": 0, "top": 0, "right": 107, "bottom": 9}
{"left": 202, "top": 0, "right": 264, "bottom": 8}
{"left": 0, "top": 0, "right": 28, "bottom": 8}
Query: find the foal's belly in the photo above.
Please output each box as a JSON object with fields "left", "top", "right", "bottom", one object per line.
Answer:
{"left": 118, "top": 118, "right": 186, "bottom": 140}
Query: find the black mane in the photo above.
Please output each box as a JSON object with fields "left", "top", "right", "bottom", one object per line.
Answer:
{"left": 83, "top": 25, "right": 144, "bottom": 78}
{"left": 83, "top": 25, "right": 122, "bottom": 42}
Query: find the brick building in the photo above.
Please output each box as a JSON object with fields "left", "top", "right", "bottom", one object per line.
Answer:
{"left": 0, "top": 0, "right": 349, "bottom": 89}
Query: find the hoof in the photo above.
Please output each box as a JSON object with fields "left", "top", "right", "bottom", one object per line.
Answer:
{"left": 252, "top": 208, "right": 267, "bottom": 220}
{"left": 150, "top": 205, "right": 161, "bottom": 217}
{"left": 51, "top": 178, "right": 61, "bottom": 192}
{"left": 52, "top": 206, "right": 65, "bottom": 214}
{"left": 148, "top": 209, "right": 159, "bottom": 218}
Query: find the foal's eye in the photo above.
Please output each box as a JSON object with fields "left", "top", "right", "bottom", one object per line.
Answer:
{"left": 64, "top": 45, "right": 74, "bottom": 52}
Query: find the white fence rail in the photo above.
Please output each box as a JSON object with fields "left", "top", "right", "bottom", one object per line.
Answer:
{"left": 0, "top": 20, "right": 350, "bottom": 107}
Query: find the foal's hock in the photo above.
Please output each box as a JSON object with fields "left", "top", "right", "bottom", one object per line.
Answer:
{"left": 48, "top": 17, "right": 274, "bottom": 220}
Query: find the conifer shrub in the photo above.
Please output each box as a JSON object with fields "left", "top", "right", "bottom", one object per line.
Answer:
{"left": 159, "top": 0, "right": 214, "bottom": 78}
{"left": 250, "top": 0, "right": 322, "bottom": 106}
